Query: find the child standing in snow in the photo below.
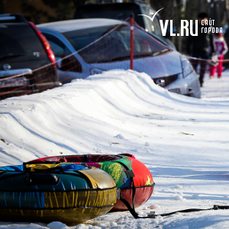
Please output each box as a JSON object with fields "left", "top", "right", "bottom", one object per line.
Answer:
{"left": 210, "top": 32, "right": 228, "bottom": 78}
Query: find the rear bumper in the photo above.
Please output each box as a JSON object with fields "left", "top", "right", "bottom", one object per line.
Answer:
{"left": 0, "top": 81, "right": 62, "bottom": 100}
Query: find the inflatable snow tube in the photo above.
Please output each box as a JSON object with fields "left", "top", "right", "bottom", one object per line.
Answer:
{"left": 0, "top": 163, "right": 117, "bottom": 224}
{"left": 28, "top": 154, "right": 155, "bottom": 210}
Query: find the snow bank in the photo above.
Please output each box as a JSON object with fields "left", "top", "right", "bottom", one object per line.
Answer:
{"left": 0, "top": 69, "right": 229, "bottom": 228}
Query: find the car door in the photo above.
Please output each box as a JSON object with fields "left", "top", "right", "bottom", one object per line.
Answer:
{"left": 41, "top": 32, "right": 88, "bottom": 84}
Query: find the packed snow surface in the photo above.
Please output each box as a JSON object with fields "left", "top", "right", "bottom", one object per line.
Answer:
{"left": 0, "top": 69, "right": 229, "bottom": 229}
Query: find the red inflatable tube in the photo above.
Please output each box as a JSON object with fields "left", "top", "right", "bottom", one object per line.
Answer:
{"left": 26, "top": 154, "right": 155, "bottom": 211}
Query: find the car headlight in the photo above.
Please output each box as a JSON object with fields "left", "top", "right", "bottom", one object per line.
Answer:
{"left": 90, "top": 68, "right": 105, "bottom": 75}
{"left": 180, "top": 55, "right": 193, "bottom": 78}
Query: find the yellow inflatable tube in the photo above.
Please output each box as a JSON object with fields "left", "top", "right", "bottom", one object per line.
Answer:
{"left": 0, "top": 163, "right": 117, "bottom": 225}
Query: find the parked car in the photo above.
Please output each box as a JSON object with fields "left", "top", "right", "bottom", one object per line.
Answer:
{"left": 0, "top": 13, "right": 61, "bottom": 100}
{"left": 38, "top": 18, "right": 201, "bottom": 98}
{"left": 73, "top": 1, "right": 175, "bottom": 49}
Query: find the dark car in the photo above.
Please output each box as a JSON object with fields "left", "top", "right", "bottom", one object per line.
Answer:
{"left": 0, "top": 14, "right": 61, "bottom": 100}
{"left": 73, "top": 2, "right": 175, "bottom": 49}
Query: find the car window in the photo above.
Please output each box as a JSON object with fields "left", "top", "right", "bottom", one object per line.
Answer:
{"left": 63, "top": 26, "right": 109, "bottom": 52}
{"left": 151, "top": 15, "right": 162, "bottom": 37}
{"left": 42, "top": 33, "right": 68, "bottom": 58}
{"left": 42, "top": 33, "right": 82, "bottom": 73}
{"left": 63, "top": 24, "right": 169, "bottom": 64}
{"left": 140, "top": 6, "right": 162, "bottom": 37}
{"left": 0, "top": 23, "right": 47, "bottom": 61}
{"left": 48, "top": 40, "right": 65, "bottom": 58}
{"left": 140, "top": 5, "right": 152, "bottom": 33}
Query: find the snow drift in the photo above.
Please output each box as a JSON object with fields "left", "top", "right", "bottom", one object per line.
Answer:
{"left": 0, "top": 69, "right": 229, "bottom": 228}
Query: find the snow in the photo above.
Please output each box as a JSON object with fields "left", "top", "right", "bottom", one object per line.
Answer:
{"left": 0, "top": 69, "right": 229, "bottom": 228}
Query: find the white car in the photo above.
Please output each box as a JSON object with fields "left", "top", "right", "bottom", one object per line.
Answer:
{"left": 38, "top": 18, "right": 201, "bottom": 98}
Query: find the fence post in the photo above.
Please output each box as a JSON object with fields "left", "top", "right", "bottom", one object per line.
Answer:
{"left": 130, "top": 15, "right": 134, "bottom": 70}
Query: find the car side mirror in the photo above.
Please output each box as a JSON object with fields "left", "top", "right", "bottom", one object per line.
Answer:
{"left": 57, "top": 56, "right": 82, "bottom": 73}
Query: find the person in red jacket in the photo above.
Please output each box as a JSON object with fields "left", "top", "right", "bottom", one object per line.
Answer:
{"left": 210, "top": 32, "right": 228, "bottom": 78}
